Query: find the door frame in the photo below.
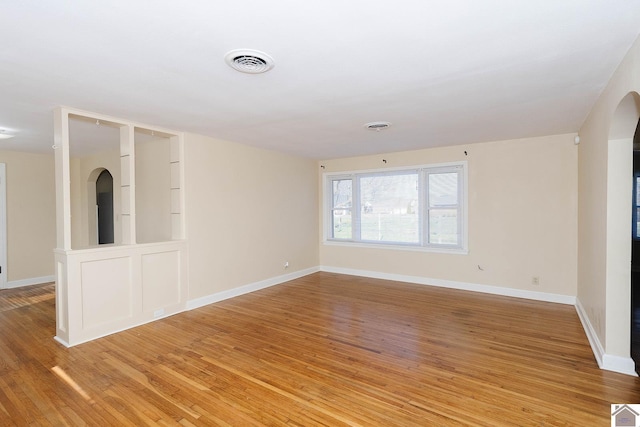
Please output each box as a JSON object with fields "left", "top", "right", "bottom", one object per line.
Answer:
{"left": 0, "top": 163, "right": 7, "bottom": 288}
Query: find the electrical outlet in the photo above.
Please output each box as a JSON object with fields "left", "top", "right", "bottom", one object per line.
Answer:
{"left": 284, "top": 261, "right": 289, "bottom": 269}
{"left": 532, "top": 276, "right": 539, "bottom": 286}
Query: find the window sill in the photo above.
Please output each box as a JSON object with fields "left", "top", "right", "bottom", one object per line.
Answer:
{"left": 322, "top": 239, "right": 469, "bottom": 255}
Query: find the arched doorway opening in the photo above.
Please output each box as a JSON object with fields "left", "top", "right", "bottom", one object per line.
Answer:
{"left": 607, "top": 92, "right": 640, "bottom": 375}
{"left": 96, "top": 169, "right": 114, "bottom": 244}
{"left": 631, "top": 117, "right": 640, "bottom": 374}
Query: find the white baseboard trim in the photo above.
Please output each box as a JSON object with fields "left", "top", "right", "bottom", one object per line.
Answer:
{"left": 53, "top": 335, "right": 71, "bottom": 348}
{"left": 6, "top": 275, "right": 55, "bottom": 289}
{"left": 601, "top": 353, "right": 638, "bottom": 377}
{"left": 186, "top": 267, "right": 320, "bottom": 311}
{"left": 602, "top": 354, "right": 637, "bottom": 376}
{"left": 54, "top": 307, "right": 186, "bottom": 348}
{"left": 319, "top": 266, "right": 576, "bottom": 305}
{"left": 574, "top": 298, "right": 605, "bottom": 368}
{"left": 575, "top": 298, "right": 638, "bottom": 376}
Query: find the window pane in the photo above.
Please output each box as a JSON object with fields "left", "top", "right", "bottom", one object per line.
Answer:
{"left": 331, "top": 179, "right": 352, "bottom": 239}
{"left": 332, "top": 179, "right": 352, "bottom": 209}
{"left": 429, "top": 209, "right": 458, "bottom": 245}
{"left": 332, "top": 211, "right": 352, "bottom": 239}
{"left": 360, "top": 173, "right": 419, "bottom": 243}
{"left": 429, "top": 173, "right": 458, "bottom": 207}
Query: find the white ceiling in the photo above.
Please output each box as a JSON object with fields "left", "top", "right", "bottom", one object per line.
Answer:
{"left": 1, "top": 1, "right": 639, "bottom": 159}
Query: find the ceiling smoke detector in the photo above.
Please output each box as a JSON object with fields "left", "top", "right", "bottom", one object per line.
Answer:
{"left": 224, "top": 49, "right": 275, "bottom": 74}
{"left": 364, "top": 121, "right": 392, "bottom": 131}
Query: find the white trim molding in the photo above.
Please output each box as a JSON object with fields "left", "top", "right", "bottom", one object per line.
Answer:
{"left": 574, "top": 298, "right": 605, "bottom": 367}
{"left": 7, "top": 275, "right": 55, "bottom": 289}
{"left": 0, "top": 163, "right": 6, "bottom": 289}
{"left": 320, "top": 266, "right": 576, "bottom": 305}
{"left": 187, "top": 267, "right": 320, "bottom": 310}
{"left": 575, "top": 298, "right": 637, "bottom": 376}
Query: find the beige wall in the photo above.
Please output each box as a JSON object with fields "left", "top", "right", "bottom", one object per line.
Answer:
{"left": 135, "top": 137, "right": 172, "bottom": 243}
{"left": 184, "top": 133, "right": 319, "bottom": 300}
{"left": 578, "top": 35, "right": 640, "bottom": 361}
{"left": 320, "top": 134, "right": 578, "bottom": 297}
{"left": 0, "top": 150, "right": 56, "bottom": 282}
{"left": 70, "top": 137, "right": 176, "bottom": 247}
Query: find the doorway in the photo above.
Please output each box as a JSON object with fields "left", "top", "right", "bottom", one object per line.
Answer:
{"left": 96, "top": 169, "right": 114, "bottom": 244}
{"left": 631, "top": 118, "right": 640, "bottom": 375}
{"left": 0, "top": 163, "right": 6, "bottom": 288}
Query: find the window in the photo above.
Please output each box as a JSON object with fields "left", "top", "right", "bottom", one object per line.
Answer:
{"left": 325, "top": 163, "right": 466, "bottom": 252}
{"left": 359, "top": 171, "right": 419, "bottom": 244}
{"left": 330, "top": 178, "right": 352, "bottom": 240}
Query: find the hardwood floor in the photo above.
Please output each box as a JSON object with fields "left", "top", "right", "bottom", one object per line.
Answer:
{"left": 0, "top": 272, "right": 638, "bottom": 426}
{"left": 0, "top": 282, "right": 55, "bottom": 313}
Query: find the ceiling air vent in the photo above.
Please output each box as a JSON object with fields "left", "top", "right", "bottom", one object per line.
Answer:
{"left": 364, "top": 121, "right": 392, "bottom": 131}
{"left": 224, "top": 49, "right": 275, "bottom": 74}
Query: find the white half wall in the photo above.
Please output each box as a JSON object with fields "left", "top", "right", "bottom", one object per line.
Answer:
{"left": 55, "top": 241, "right": 188, "bottom": 347}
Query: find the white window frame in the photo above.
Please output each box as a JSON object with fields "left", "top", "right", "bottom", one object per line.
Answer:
{"left": 323, "top": 161, "right": 468, "bottom": 254}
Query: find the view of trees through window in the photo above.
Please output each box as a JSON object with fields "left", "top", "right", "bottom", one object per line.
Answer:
{"left": 428, "top": 172, "right": 458, "bottom": 245}
{"left": 331, "top": 179, "right": 352, "bottom": 239}
{"left": 328, "top": 165, "right": 464, "bottom": 249}
{"left": 360, "top": 173, "right": 419, "bottom": 243}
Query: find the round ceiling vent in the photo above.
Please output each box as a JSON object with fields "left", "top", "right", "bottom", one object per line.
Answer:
{"left": 224, "top": 49, "right": 275, "bottom": 74}
{"left": 364, "top": 121, "right": 392, "bottom": 131}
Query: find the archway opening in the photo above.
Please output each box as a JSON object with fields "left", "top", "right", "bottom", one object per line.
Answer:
{"left": 608, "top": 91, "right": 640, "bottom": 375}
{"left": 631, "top": 117, "right": 640, "bottom": 374}
{"left": 96, "top": 169, "right": 114, "bottom": 244}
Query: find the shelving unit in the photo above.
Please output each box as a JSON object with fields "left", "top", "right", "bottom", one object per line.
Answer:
{"left": 53, "top": 107, "right": 188, "bottom": 346}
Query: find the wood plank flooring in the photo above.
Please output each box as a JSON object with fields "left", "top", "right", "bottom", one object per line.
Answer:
{"left": 0, "top": 272, "right": 638, "bottom": 425}
{"left": 0, "top": 282, "right": 55, "bottom": 313}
